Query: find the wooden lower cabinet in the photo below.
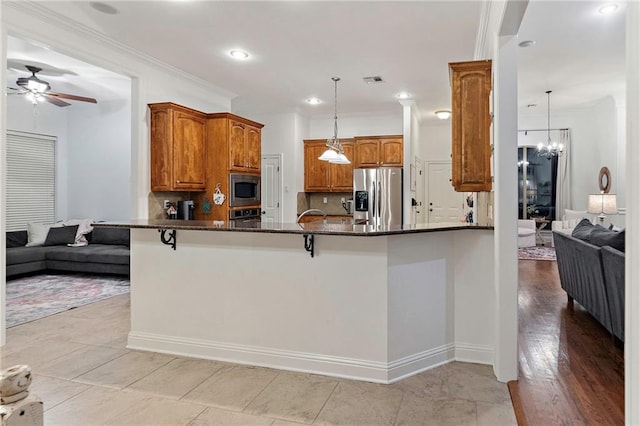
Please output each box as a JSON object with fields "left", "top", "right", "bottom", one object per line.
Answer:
{"left": 304, "top": 139, "right": 354, "bottom": 192}
{"left": 298, "top": 215, "right": 352, "bottom": 223}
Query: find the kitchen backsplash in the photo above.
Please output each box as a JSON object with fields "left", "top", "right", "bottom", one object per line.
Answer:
{"left": 148, "top": 192, "right": 191, "bottom": 219}
{"left": 297, "top": 192, "right": 353, "bottom": 215}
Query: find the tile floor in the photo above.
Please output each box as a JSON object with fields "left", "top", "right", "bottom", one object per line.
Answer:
{"left": 1, "top": 294, "right": 517, "bottom": 425}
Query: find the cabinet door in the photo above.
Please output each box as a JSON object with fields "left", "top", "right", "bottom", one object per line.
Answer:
{"left": 330, "top": 141, "right": 354, "bottom": 191}
{"left": 380, "top": 137, "right": 403, "bottom": 166}
{"left": 246, "top": 126, "right": 261, "bottom": 172}
{"left": 450, "top": 60, "right": 492, "bottom": 192}
{"left": 304, "top": 141, "right": 330, "bottom": 192}
{"left": 355, "top": 139, "right": 380, "bottom": 168}
{"left": 229, "top": 120, "right": 247, "bottom": 171}
{"left": 150, "top": 108, "right": 172, "bottom": 191}
{"left": 172, "top": 110, "right": 206, "bottom": 190}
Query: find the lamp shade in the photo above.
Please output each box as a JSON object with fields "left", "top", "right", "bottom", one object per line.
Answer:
{"left": 318, "top": 148, "right": 339, "bottom": 161}
{"left": 588, "top": 193, "right": 618, "bottom": 215}
{"left": 329, "top": 153, "right": 351, "bottom": 164}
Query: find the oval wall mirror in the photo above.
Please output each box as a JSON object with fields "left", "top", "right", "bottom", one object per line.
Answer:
{"left": 599, "top": 166, "right": 611, "bottom": 193}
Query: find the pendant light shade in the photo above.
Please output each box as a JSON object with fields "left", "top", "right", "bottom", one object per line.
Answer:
{"left": 318, "top": 77, "right": 350, "bottom": 164}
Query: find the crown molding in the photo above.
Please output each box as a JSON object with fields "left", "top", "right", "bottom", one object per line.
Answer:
{"left": 474, "top": 1, "right": 492, "bottom": 60}
{"left": 3, "top": 1, "right": 237, "bottom": 100}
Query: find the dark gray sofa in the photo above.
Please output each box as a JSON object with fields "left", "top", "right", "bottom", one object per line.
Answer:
{"left": 6, "top": 227, "right": 130, "bottom": 278}
{"left": 553, "top": 227, "right": 625, "bottom": 342}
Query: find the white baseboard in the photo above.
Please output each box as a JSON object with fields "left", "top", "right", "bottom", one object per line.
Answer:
{"left": 454, "top": 342, "right": 494, "bottom": 365}
{"left": 128, "top": 332, "right": 456, "bottom": 384}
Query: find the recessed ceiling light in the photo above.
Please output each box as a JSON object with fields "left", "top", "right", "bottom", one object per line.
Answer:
{"left": 598, "top": 3, "right": 619, "bottom": 15}
{"left": 435, "top": 110, "right": 452, "bottom": 120}
{"left": 396, "top": 92, "right": 411, "bottom": 99}
{"left": 229, "top": 50, "right": 249, "bottom": 60}
{"left": 306, "top": 98, "right": 321, "bottom": 105}
{"left": 89, "top": 1, "right": 119, "bottom": 14}
{"left": 518, "top": 40, "right": 536, "bottom": 48}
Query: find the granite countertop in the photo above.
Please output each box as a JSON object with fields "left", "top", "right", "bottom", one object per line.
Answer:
{"left": 93, "top": 219, "right": 493, "bottom": 237}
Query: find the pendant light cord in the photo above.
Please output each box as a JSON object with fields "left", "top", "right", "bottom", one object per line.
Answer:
{"left": 546, "top": 90, "right": 552, "bottom": 145}
{"left": 332, "top": 77, "right": 340, "bottom": 148}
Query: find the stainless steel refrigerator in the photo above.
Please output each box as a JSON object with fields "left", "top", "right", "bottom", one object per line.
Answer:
{"left": 353, "top": 167, "right": 403, "bottom": 226}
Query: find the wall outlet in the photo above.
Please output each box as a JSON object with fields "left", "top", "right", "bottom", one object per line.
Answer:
{"left": 323, "top": 197, "right": 328, "bottom": 204}
{"left": 163, "top": 199, "right": 170, "bottom": 209}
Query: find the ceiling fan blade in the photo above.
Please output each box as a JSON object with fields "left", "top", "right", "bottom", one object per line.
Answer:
{"left": 7, "top": 87, "right": 27, "bottom": 94}
{"left": 43, "top": 95, "right": 71, "bottom": 107}
{"left": 48, "top": 92, "right": 97, "bottom": 104}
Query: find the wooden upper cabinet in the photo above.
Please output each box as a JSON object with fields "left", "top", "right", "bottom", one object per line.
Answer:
{"left": 449, "top": 60, "right": 492, "bottom": 192}
{"left": 330, "top": 141, "right": 354, "bottom": 192}
{"left": 304, "top": 139, "right": 354, "bottom": 192}
{"left": 227, "top": 120, "right": 261, "bottom": 173}
{"left": 304, "top": 140, "right": 331, "bottom": 191}
{"left": 354, "top": 136, "right": 403, "bottom": 168}
{"left": 246, "top": 126, "right": 261, "bottom": 172}
{"left": 229, "top": 120, "right": 246, "bottom": 170}
{"left": 149, "top": 103, "right": 206, "bottom": 191}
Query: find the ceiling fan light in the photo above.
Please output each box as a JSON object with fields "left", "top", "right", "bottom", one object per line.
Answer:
{"left": 27, "top": 79, "right": 49, "bottom": 93}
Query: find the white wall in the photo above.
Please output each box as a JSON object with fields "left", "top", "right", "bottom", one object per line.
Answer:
{"left": 309, "top": 112, "right": 402, "bottom": 139}
{"left": 418, "top": 122, "right": 452, "bottom": 162}
{"left": 6, "top": 96, "right": 70, "bottom": 220}
{"left": 66, "top": 98, "right": 132, "bottom": 220}
{"left": 519, "top": 96, "right": 623, "bottom": 212}
{"left": 250, "top": 112, "right": 306, "bottom": 223}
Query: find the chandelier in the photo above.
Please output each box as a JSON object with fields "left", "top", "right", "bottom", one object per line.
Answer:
{"left": 318, "top": 77, "right": 350, "bottom": 164}
{"left": 537, "top": 90, "right": 564, "bottom": 158}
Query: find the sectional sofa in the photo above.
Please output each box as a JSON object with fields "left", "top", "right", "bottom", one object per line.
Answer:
{"left": 553, "top": 219, "right": 625, "bottom": 342}
{"left": 6, "top": 226, "right": 130, "bottom": 278}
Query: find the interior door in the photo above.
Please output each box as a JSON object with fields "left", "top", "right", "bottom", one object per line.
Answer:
{"left": 428, "top": 162, "right": 465, "bottom": 223}
{"left": 261, "top": 154, "right": 281, "bottom": 224}
{"left": 415, "top": 157, "right": 426, "bottom": 224}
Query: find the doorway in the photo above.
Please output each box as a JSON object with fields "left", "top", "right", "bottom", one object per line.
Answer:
{"left": 261, "top": 154, "right": 282, "bottom": 224}
{"left": 426, "top": 162, "right": 465, "bottom": 223}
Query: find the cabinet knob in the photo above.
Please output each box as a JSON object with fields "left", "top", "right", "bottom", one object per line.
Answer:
{"left": 176, "top": 180, "right": 181, "bottom": 183}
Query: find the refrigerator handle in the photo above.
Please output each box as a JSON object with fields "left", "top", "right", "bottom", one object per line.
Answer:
{"left": 372, "top": 181, "right": 376, "bottom": 220}
{"left": 378, "top": 179, "right": 382, "bottom": 219}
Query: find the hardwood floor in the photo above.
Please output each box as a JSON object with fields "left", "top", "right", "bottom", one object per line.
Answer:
{"left": 510, "top": 259, "right": 624, "bottom": 425}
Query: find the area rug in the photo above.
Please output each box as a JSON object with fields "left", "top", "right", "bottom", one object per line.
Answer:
{"left": 518, "top": 246, "right": 556, "bottom": 261}
{"left": 6, "top": 273, "right": 130, "bottom": 327}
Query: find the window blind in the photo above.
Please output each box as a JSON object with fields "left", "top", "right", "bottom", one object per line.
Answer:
{"left": 6, "top": 131, "right": 56, "bottom": 231}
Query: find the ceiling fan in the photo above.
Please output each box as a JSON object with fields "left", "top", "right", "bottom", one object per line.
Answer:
{"left": 8, "top": 65, "right": 97, "bottom": 107}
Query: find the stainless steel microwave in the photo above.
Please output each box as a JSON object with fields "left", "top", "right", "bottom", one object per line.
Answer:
{"left": 229, "top": 173, "right": 261, "bottom": 207}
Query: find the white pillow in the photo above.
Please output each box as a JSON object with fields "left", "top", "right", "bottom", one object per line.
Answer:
{"left": 25, "top": 222, "right": 63, "bottom": 247}
{"left": 564, "top": 209, "right": 588, "bottom": 221}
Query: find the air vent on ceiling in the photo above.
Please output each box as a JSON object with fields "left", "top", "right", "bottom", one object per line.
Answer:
{"left": 363, "top": 76, "right": 385, "bottom": 84}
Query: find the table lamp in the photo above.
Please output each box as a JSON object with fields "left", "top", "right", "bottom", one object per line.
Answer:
{"left": 587, "top": 193, "right": 618, "bottom": 224}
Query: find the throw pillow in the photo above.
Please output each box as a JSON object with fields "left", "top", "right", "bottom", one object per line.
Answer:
{"left": 590, "top": 228, "right": 625, "bottom": 252}
{"left": 44, "top": 225, "right": 80, "bottom": 246}
{"left": 564, "top": 209, "right": 588, "bottom": 221}
{"left": 571, "top": 218, "right": 595, "bottom": 241}
{"left": 90, "top": 227, "right": 130, "bottom": 246}
{"left": 6, "top": 231, "right": 28, "bottom": 248}
{"left": 26, "top": 222, "right": 63, "bottom": 247}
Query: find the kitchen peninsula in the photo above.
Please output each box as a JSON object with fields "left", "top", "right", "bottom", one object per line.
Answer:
{"left": 96, "top": 220, "right": 495, "bottom": 383}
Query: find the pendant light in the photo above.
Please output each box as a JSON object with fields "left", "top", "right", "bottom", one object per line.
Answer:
{"left": 318, "top": 77, "right": 350, "bottom": 164}
{"left": 537, "top": 90, "right": 564, "bottom": 158}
